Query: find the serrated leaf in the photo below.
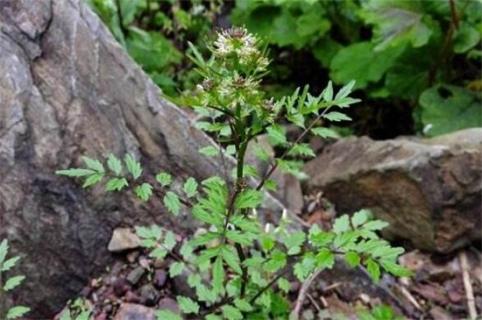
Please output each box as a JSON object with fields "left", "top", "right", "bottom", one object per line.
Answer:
{"left": 199, "top": 146, "right": 219, "bottom": 157}
{"left": 169, "top": 262, "right": 185, "bottom": 277}
{"left": 366, "top": 259, "right": 381, "bottom": 282}
{"left": 266, "top": 125, "right": 287, "bottom": 146}
{"left": 222, "top": 246, "right": 242, "bottom": 274}
{"left": 135, "top": 183, "right": 153, "bottom": 201}
{"left": 234, "top": 189, "right": 263, "bottom": 209}
{"left": 333, "top": 214, "right": 350, "bottom": 233}
{"left": 107, "top": 154, "right": 122, "bottom": 175}
{"left": 4, "top": 275, "right": 25, "bottom": 291}
{"left": 380, "top": 260, "right": 412, "bottom": 277}
{"left": 164, "top": 231, "right": 177, "bottom": 251}
{"left": 226, "top": 230, "right": 253, "bottom": 245}
{"left": 150, "top": 247, "right": 168, "bottom": 260}
{"left": 315, "top": 248, "right": 335, "bottom": 269}
{"left": 105, "top": 177, "right": 128, "bottom": 192}
{"left": 234, "top": 299, "right": 253, "bottom": 312}
{"left": 0, "top": 239, "right": 8, "bottom": 266}
{"left": 287, "top": 143, "right": 315, "bottom": 158}
{"left": 212, "top": 256, "right": 224, "bottom": 294}
{"left": 183, "top": 177, "right": 198, "bottom": 198}
{"left": 136, "top": 225, "right": 162, "bottom": 240}
{"left": 363, "top": 220, "right": 389, "bottom": 231}
{"left": 278, "top": 277, "right": 291, "bottom": 293}
{"left": 335, "top": 80, "right": 356, "bottom": 100}
{"left": 82, "top": 173, "right": 103, "bottom": 188}
{"left": 156, "top": 172, "right": 172, "bottom": 187}
{"left": 82, "top": 156, "right": 104, "bottom": 173}
{"left": 164, "top": 191, "right": 181, "bottom": 215}
{"left": 6, "top": 306, "right": 30, "bottom": 319}
{"left": 322, "top": 81, "right": 334, "bottom": 101}
{"left": 323, "top": 111, "right": 352, "bottom": 122}
{"left": 345, "top": 251, "right": 361, "bottom": 267}
{"left": 156, "top": 310, "right": 182, "bottom": 320}
{"left": 352, "top": 210, "right": 370, "bottom": 227}
{"left": 177, "top": 296, "right": 199, "bottom": 314}
{"left": 1, "top": 256, "right": 20, "bottom": 272}
{"left": 222, "top": 305, "right": 243, "bottom": 320}
{"left": 55, "top": 168, "right": 96, "bottom": 177}
{"left": 124, "top": 154, "right": 142, "bottom": 180}
{"left": 311, "top": 127, "right": 340, "bottom": 139}
{"left": 283, "top": 231, "right": 306, "bottom": 255}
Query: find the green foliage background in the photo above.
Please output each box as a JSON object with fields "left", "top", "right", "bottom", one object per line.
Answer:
{"left": 88, "top": 0, "right": 481, "bottom": 138}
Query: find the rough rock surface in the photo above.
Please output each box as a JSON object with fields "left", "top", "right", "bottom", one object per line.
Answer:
{"left": 0, "top": 0, "right": 287, "bottom": 317}
{"left": 108, "top": 228, "right": 141, "bottom": 252}
{"left": 114, "top": 303, "right": 155, "bottom": 320}
{"left": 304, "top": 128, "right": 482, "bottom": 253}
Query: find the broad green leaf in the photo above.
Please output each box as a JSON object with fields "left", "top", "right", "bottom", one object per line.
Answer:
{"left": 107, "top": 154, "right": 122, "bottom": 175}
{"left": 419, "top": 85, "right": 482, "bottom": 137}
{"left": 156, "top": 310, "right": 182, "bottom": 320}
{"left": 135, "top": 183, "right": 153, "bottom": 201}
{"left": 234, "top": 299, "right": 252, "bottom": 312}
{"left": 156, "top": 172, "right": 172, "bottom": 187}
{"left": 333, "top": 215, "right": 350, "bottom": 233}
{"left": 124, "top": 154, "right": 142, "bottom": 180}
{"left": 55, "top": 168, "right": 95, "bottom": 177}
{"left": 453, "top": 23, "right": 480, "bottom": 53}
{"left": 266, "top": 125, "right": 287, "bottom": 146}
{"left": 169, "top": 262, "right": 185, "bottom": 277}
{"left": 311, "top": 127, "right": 340, "bottom": 139}
{"left": 163, "top": 191, "right": 181, "bottom": 215}
{"left": 82, "top": 156, "right": 105, "bottom": 173}
{"left": 352, "top": 209, "right": 370, "bottom": 227}
{"left": 345, "top": 251, "right": 361, "bottom": 267}
{"left": 226, "top": 230, "right": 253, "bottom": 245}
{"left": 315, "top": 248, "right": 335, "bottom": 269}
{"left": 366, "top": 259, "right": 381, "bottom": 282}
{"left": 82, "top": 173, "right": 103, "bottom": 188}
{"left": 136, "top": 225, "right": 162, "bottom": 240}
{"left": 234, "top": 189, "right": 263, "bottom": 209}
{"left": 164, "top": 231, "right": 177, "bottom": 251}
{"left": 150, "top": 247, "right": 168, "bottom": 260}
{"left": 287, "top": 143, "right": 315, "bottom": 158}
{"left": 283, "top": 231, "right": 306, "bottom": 255}
{"left": 363, "top": 220, "right": 389, "bottom": 231}
{"left": 4, "top": 275, "right": 25, "bottom": 291}
{"left": 183, "top": 177, "right": 198, "bottom": 198}
{"left": 177, "top": 296, "right": 199, "bottom": 314}
{"left": 277, "top": 277, "right": 291, "bottom": 293}
{"left": 6, "top": 306, "right": 30, "bottom": 319}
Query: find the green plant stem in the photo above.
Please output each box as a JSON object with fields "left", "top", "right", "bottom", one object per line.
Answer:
{"left": 0, "top": 273, "right": 5, "bottom": 319}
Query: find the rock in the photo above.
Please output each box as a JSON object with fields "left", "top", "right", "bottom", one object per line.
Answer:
{"left": 108, "top": 228, "right": 141, "bottom": 252}
{"left": 139, "top": 284, "right": 160, "bottom": 306}
{"left": 304, "top": 129, "right": 482, "bottom": 252}
{"left": 114, "top": 303, "right": 155, "bottom": 320}
{"left": 153, "top": 270, "right": 167, "bottom": 289}
{"left": 157, "top": 297, "right": 179, "bottom": 314}
{"left": 127, "top": 267, "right": 146, "bottom": 285}
{"left": 113, "top": 278, "right": 130, "bottom": 297}
{"left": 0, "top": 0, "right": 290, "bottom": 317}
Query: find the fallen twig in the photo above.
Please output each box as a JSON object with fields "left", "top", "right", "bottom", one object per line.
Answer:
{"left": 291, "top": 269, "right": 323, "bottom": 319}
{"left": 460, "top": 251, "right": 477, "bottom": 320}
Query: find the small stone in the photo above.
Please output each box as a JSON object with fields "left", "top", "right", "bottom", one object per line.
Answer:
{"left": 138, "top": 257, "right": 151, "bottom": 269}
{"left": 108, "top": 228, "right": 141, "bottom": 252}
{"left": 127, "top": 267, "right": 145, "bottom": 285}
{"left": 113, "top": 278, "right": 130, "bottom": 297}
{"left": 139, "top": 284, "right": 160, "bottom": 306}
{"left": 158, "top": 297, "right": 179, "bottom": 314}
{"left": 114, "top": 303, "right": 155, "bottom": 320}
{"left": 124, "top": 291, "right": 141, "bottom": 304}
{"left": 153, "top": 270, "right": 167, "bottom": 289}
{"left": 127, "top": 251, "right": 140, "bottom": 264}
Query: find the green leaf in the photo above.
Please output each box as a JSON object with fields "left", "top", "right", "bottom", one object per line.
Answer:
{"left": 169, "top": 262, "right": 185, "bottom": 277}
{"left": 6, "top": 306, "right": 30, "bottom": 319}
{"left": 222, "top": 246, "right": 242, "bottom": 274}
{"left": 177, "top": 296, "right": 199, "bottom": 314}
{"left": 266, "top": 125, "right": 287, "bottom": 146}
{"left": 226, "top": 230, "right": 253, "bottom": 246}
{"left": 135, "top": 183, "right": 153, "bottom": 201}
{"left": 311, "top": 127, "right": 340, "bottom": 139}
{"left": 333, "top": 215, "right": 350, "bottom": 233}
{"left": 315, "top": 248, "right": 335, "bottom": 269}
{"left": 345, "top": 251, "right": 361, "bottom": 267}
{"left": 366, "top": 259, "right": 381, "bottom": 282}
{"left": 212, "top": 256, "right": 224, "bottom": 294}
{"left": 105, "top": 177, "right": 128, "bottom": 192}
{"left": 277, "top": 277, "right": 291, "bottom": 293}
{"left": 107, "top": 154, "right": 122, "bottom": 175}
{"left": 222, "top": 305, "right": 243, "bottom": 320}
{"left": 136, "top": 225, "right": 162, "bottom": 240}
{"left": 150, "top": 247, "right": 168, "bottom": 260}
{"left": 322, "top": 81, "right": 333, "bottom": 101}
{"left": 55, "top": 168, "right": 96, "bottom": 177}
{"left": 380, "top": 260, "right": 412, "bottom": 277}
{"left": 287, "top": 143, "right": 315, "bottom": 158}
{"left": 419, "top": 85, "right": 482, "bottom": 136}
{"left": 352, "top": 209, "right": 370, "bottom": 227}
{"left": 0, "top": 239, "right": 8, "bottom": 266}
{"left": 82, "top": 173, "right": 103, "bottom": 188}
{"left": 335, "top": 80, "right": 356, "bottom": 100}
{"left": 156, "top": 310, "right": 182, "bottom": 320}
{"left": 283, "top": 231, "right": 306, "bottom": 255}
{"left": 363, "top": 220, "right": 389, "bottom": 231}
{"left": 124, "top": 154, "right": 142, "bottom": 180}
{"left": 163, "top": 191, "right": 181, "bottom": 215}
{"left": 323, "top": 111, "right": 352, "bottom": 122}
{"left": 82, "top": 156, "right": 105, "bottom": 173}
{"left": 453, "top": 23, "right": 480, "bottom": 53}
{"left": 164, "top": 231, "right": 177, "bottom": 251}
{"left": 4, "top": 275, "right": 25, "bottom": 291}
{"left": 183, "top": 178, "right": 198, "bottom": 198}
{"left": 199, "top": 146, "right": 219, "bottom": 157}
{"left": 1, "top": 256, "right": 20, "bottom": 272}
{"left": 156, "top": 172, "right": 172, "bottom": 187}
{"left": 234, "top": 189, "right": 263, "bottom": 209}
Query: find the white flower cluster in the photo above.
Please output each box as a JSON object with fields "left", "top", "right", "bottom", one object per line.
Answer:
{"left": 213, "top": 27, "right": 269, "bottom": 70}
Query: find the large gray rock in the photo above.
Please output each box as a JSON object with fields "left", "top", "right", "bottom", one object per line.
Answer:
{"left": 304, "top": 129, "right": 482, "bottom": 253}
{"left": 0, "top": 0, "right": 287, "bottom": 317}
